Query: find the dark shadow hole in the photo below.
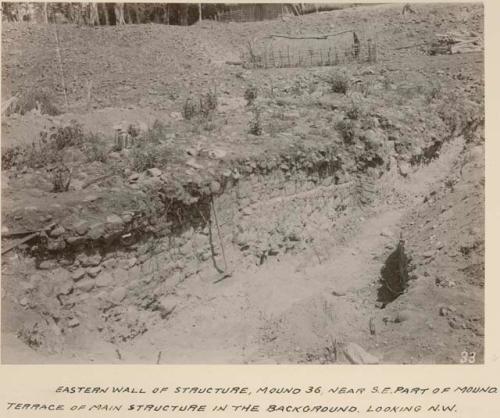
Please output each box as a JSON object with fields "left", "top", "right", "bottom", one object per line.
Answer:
{"left": 377, "top": 242, "right": 409, "bottom": 308}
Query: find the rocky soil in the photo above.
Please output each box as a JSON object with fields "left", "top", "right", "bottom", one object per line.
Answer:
{"left": 1, "top": 3, "right": 484, "bottom": 364}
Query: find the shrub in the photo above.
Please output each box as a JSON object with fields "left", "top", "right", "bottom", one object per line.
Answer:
{"left": 326, "top": 71, "right": 350, "bottom": 94}
{"left": 131, "top": 144, "right": 158, "bottom": 172}
{"left": 346, "top": 100, "right": 362, "bottom": 120}
{"left": 183, "top": 98, "right": 197, "bottom": 120}
{"left": 13, "top": 89, "right": 60, "bottom": 116}
{"left": 335, "top": 119, "right": 355, "bottom": 143}
{"left": 143, "top": 120, "right": 168, "bottom": 144}
{"left": 199, "top": 88, "right": 218, "bottom": 118}
{"left": 183, "top": 88, "right": 218, "bottom": 120}
{"left": 244, "top": 85, "right": 258, "bottom": 106}
{"left": 425, "top": 82, "right": 442, "bottom": 104}
{"left": 81, "top": 133, "right": 108, "bottom": 163}
{"left": 1, "top": 121, "right": 103, "bottom": 170}
{"left": 51, "top": 162, "right": 72, "bottom": 192}
{"left": 249, "top": 107, "right": 263, "bottom": 136}
{"left": 52, "top": 120, "right": 85, "bottom": 150}
{"left": 1, "top": 146, "right": 24, "bottom": 170}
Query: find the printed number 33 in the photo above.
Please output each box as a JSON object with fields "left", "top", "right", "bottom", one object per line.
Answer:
{"left": 460, "top": 351, "right": 476, "bottom": 364}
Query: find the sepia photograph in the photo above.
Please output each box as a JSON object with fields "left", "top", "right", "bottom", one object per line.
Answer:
{"left": 0, "top": 1, "right": 484, "bottom": 365}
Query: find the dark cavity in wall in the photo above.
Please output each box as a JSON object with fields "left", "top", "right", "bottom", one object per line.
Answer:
{"left": 377, "top": 237, "right": 410, "bottom": 307}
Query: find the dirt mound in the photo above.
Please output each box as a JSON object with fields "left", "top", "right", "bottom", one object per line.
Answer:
{"left": 2, "top": 3, "right": 483, "bottom": 110}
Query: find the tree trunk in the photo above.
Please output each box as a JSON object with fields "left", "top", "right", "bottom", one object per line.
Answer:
{"left": 102, "top": 3, "right": 110, "bottom": 25}
{"left": 199, "top": 4, "right": 202, "bottom": 22}
{"left": 180, "top": 4, "right": 188, "bottom": 26}
{"left": 43, "top": 3, "right": 49, "bottom": 23}
{"left": 89, "top": 2, "right": 99, "bottom": 26}
{"left": 115, "top": 3, "right": 125, "bottom": 25}
{"left": 164, "top": 5, "right": 170, "bottom": 25}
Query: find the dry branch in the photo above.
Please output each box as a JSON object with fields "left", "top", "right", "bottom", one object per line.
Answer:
{"left": 267, "top": 29, "right": 353, "bottom": 40}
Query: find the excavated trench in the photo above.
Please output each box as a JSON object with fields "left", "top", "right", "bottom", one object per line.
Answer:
{"left": 1, "top": 121, "right": 470, "bottom": 361}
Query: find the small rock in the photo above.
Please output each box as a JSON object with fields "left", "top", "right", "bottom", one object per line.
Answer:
{"left": 147, "top": 167, "right": 162, "bottom": 177}
{"left": 399, "top": 162, "right": 411, "bottom": 177}
{"left": 74, "top": 221, "right": 89, "bottom": 236}
{"left": 39, "top": 260, "right": 57, "bottom": 270}
{"left": 361, "top": 129, "right": 384, "bottom": 149}
{"left": 87, "top": 222, "right": 105, "bottom": 240}
{"left": 186, "top": 158, "right": 203, "bottom": 170}
{"left": 121, "top": 212, "right": 133, "bottom": 223}
{"left": 283, "top": 111, "right": 300, "bottom": 120}
{"left": 395, "top": 310, "right": 412, "bottom": 323}
{"left": 68, "top": 318, "right": 80, "bottom": 328}
{"left": 422, "top": 251, "right": 434, "bottom": 258}
{"left": 127, "top": 257, "right": 137, "bottom": 269}
{"left": 108, "top": 286, "right": 127, "bottom": 304}
{"left": 208, "top": 148, "right": 227, "bottom": 159}
{"left": 66, "top": 236, "right": 85, "bottom": 245}
{"left": 331, "top": 290, "right": 346, "bottom": 297}
{"left": 57, "top": 281, "right": 73, "bottom": 295}
{"left": 209, "top": 181, "right": 221, "bottom": 194}
{"left": 128, "top": 172, "right": 140, "bottom": 183}
{"left": 83, "top": 195, "right": 99, "bottom": 203}
{"left": 71, "top": 268, "right": 86, "bottom": 281}
{"left": 380, "top": 229, "right": 393, "bottom": 238}
{"left": 439, "top": 305, "right": 456, "bottom": 316}
{"left": 19, "top": 297, "right": 29, "bottom": 307}
{"left": 106, "top": 214, "right": 123, "bottom": 226}
{"left": 47, "top": 239, "right": 66, "bottom": 251}
{"left": 75, "top": 278, "right": 95, "bottom": 292}
{"left": 50, "top": 225, "right": 66, "bottom": 238}
{"left": 87, "top": 266, "right": 102, "bottom": 278}
{"left": 102, "top": 258, "right": 118, "bottom": 269}
{"left": 186, "top": 147, "right": 198, "bottom": 156}
{"left": 159, "top": 295, "right": 177, "bottom": 318}
{"left": 95, "top": 272, "right": 114, "bottom": 287}
{"left": 81, "top": 254, "right": 102, "bottom": 267}
{"left": 241, "top": 207, "right": 253, "bottom": 216}
{"left": 342, "top": 342, "right": 379, "bottom": 364}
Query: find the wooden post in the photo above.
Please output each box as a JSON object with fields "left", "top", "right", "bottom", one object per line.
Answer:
{"left": 43, "top": 2, "right": 49, "bottom": 24}
{"left": 53, "top": 24, "right": 69, "bottom": 109}
{"left": 199, "top": 3, "right": 202, "bottom": 22}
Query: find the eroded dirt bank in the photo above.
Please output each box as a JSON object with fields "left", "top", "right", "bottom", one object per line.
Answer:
{"left": 1, "top": 129, "right": 484, "bottom": 364}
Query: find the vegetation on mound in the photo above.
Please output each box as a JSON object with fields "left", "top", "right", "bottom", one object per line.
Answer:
{"left": 326, "top": 70, "right": 350, "bottom": 95}
{"left": 1, "top": 120, "right": 106, "bottom": 170}
{"left": 182, "top": 87, "right": 218, "bottom": 120}
{"left": 10, "top": 89, "right": 61, "bottom": 116}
